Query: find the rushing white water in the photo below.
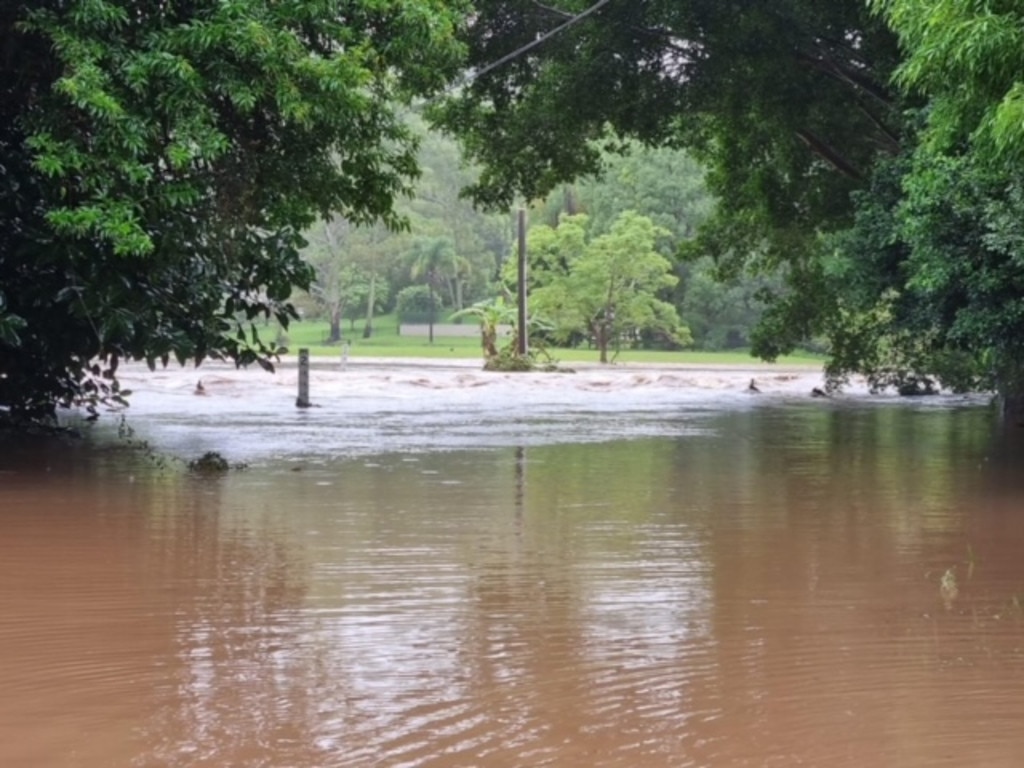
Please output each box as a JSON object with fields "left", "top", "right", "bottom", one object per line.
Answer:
{"left": 98, "top": 359, "right": 983, "bottom": 462}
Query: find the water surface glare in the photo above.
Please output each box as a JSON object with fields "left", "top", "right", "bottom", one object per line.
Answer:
{"left": 3, "top": 404, "right": 1024, "bottom": 766}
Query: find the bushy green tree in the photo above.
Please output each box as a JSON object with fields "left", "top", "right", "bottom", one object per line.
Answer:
{"left": 525, "top": 212, "right": 689, "bottom": 363}
{"left": 303, "top": 218, "right": 371, "bottom": 344}
{"left": 532, "top": 142, "right": 781, "bottom": 352}
{"left": 404, "top": 236, "right": 457, "bottom": 342}
{"left": 847, "top": 1, "right": 1024, "bottom": 404}
{"left": 395, "top": 284, "right": 443, "bottom": 323}
{"left": 816, "top": 145, "right": 1024, "bottom": 398}
{"left": 875, "top": 0, "right": 1024, "bottom": 163}
{"left": 0, "top": 0, "right": 466, "bottom": 418}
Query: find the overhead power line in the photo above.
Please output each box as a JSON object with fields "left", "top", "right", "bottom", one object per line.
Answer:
{"left": 460, "top": 0, "right": 613, "bottom": 85}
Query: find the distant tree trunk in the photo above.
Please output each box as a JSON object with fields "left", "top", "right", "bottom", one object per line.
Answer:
{"left": 564, "top": 184, "right": 582, "bottom": 215}
{"left": 591, "top": 320, "right": 609, "bottom": 363}
{"left": 363, "top": 274, "right": 376, "bottom": 339}
{"left": 328, "top": 310, "right": 342, "bottom": 343}
{"left": 428, "top": 281, "right": 435, "bottom": 344}
{"left": 443, "top": 275, "right": 457, "bottom": 308}
{"left": 455, "top": 278, "right": 464, "bottom": 311}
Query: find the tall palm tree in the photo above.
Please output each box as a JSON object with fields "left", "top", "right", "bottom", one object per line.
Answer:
{"left": 406, "top": 237, "right": 455, "bottom": 344}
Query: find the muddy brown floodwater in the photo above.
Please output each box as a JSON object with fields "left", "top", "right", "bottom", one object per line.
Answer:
{"left": 2, "top": 364, "right": 1024, "bottom": 767}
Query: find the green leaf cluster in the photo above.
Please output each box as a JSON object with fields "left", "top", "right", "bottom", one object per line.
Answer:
{"left": 521, "top": 211, "right": 689, "bottom": 363}
{"left": 436, "top": 0, "right": 1024, "bottom": 398}
{"left": 875, "top": 0, "right": 1024, "bottom": 161}
{"left": 1, "top": 0, "right": 468, "bottom": 417}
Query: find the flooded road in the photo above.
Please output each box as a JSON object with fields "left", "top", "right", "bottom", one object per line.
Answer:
{"left": 2, "top": 364, "right": 1023, "bottom": 766}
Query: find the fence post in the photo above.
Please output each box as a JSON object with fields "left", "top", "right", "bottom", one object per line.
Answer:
{"left": 296, "top": 348, "right": 311, "bottom": 408}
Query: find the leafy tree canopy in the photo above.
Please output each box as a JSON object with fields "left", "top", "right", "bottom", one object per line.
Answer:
{"left": 524, "top": 211, "right": 689, "bottom": 363}
{"left": 814, "top": 2, "right": 1024, "bottom": 398}
{"left": 875, "top": 0, "right": 1024, "bottom": 163}
{"left": 433, "top": 0, "right": 901, "bottom": 242}
{"left": 436, "top": 0, "right": 1024, "bottom": 402}
{"left": 302, "top": 216, "right": 395, "bottom": 343}
{"left": 1, "top": 0, "right": 467, "bottom": 418}
{"left": 430, "top": 0, "right": 906, "bottom": 368}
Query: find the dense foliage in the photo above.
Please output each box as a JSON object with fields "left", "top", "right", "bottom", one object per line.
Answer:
{"left": 10, "top": 0, "right": 1024, "bottom": 416}
{"left": 429, "top": 0, "right": 914, "bottom": 374}
{"left": 433, "top": 0, "right": 899, "bottom": 228}
{"left": 522, "top": 211, "right": 687, "bottom": 362}
{"left": 1, "top": 0, "right": 466, "bottom": 417}
{"left": 431, "top": 0, "right": 1024, "bottom": 399}
{"left": 536, "top": 144, "right": 775, "bottom": 351}
{"left": 859, "top": 1, "right": 1024, "bottom": 399}
{"left": 296, "top": 111, "right": 513, "bottom": 338}
{"left": 307, "top": 129, "right": 756, "bottom": 354}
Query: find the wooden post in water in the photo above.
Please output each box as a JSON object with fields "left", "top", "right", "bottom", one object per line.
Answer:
{"left": 296, "top": 348, "right": 311, "bottom": 408}
{"left": 516, "top": 208, "right": 528, "bottom": 356}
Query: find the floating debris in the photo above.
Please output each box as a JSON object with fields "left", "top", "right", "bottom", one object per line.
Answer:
{"left": 940, "top": 566, "right": 959, "bottom": 608}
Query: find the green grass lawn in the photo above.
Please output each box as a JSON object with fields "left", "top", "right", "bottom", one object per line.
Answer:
{"left": 284, "top": 316, "right": 482, "bottom": 358}
{"left": 279, "top": 318, "right": 823, "bottom": 366}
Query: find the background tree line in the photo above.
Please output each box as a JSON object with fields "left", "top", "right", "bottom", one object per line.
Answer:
{"left": 299, "top": 119, "right": 779, "bottom": 357}
{"left": 6, "top": 0, "right": 1024, "bottom": 418}
{"left": 431, "top": 0, "right": 1024, "bottom": 407}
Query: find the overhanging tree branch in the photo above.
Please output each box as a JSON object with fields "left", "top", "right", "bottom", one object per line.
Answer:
{"left": 795, "top": 129, "right": 863, "bottom": 180}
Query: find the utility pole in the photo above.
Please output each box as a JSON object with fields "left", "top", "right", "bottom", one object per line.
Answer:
{"left": 517, "top": 208, "right": 528, "bottom": 356}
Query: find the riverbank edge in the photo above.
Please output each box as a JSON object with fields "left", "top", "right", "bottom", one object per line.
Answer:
{"left": 131, "top": 355, "right": 826, "bottom": 377}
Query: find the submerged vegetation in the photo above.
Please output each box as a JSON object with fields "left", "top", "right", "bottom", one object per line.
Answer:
{"left": 187, "top": 451, "right": 247, "bottom": 474}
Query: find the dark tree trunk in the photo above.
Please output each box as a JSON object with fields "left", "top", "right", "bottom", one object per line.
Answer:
{"left": 328, "top": 314, "right": 342, "bottom": 344}
{"left": 428, "top": 282, "right": 435, "bottom": 345}
{"left": 363, "top": 274, "right": 376, "bottom": 339}
{"left": 592, "top": 323, "right": 609, "bottom": 364}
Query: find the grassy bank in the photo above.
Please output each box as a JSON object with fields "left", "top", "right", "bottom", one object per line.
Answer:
{"left": 278, "top": 318, "right": 823, "bottom": 366}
